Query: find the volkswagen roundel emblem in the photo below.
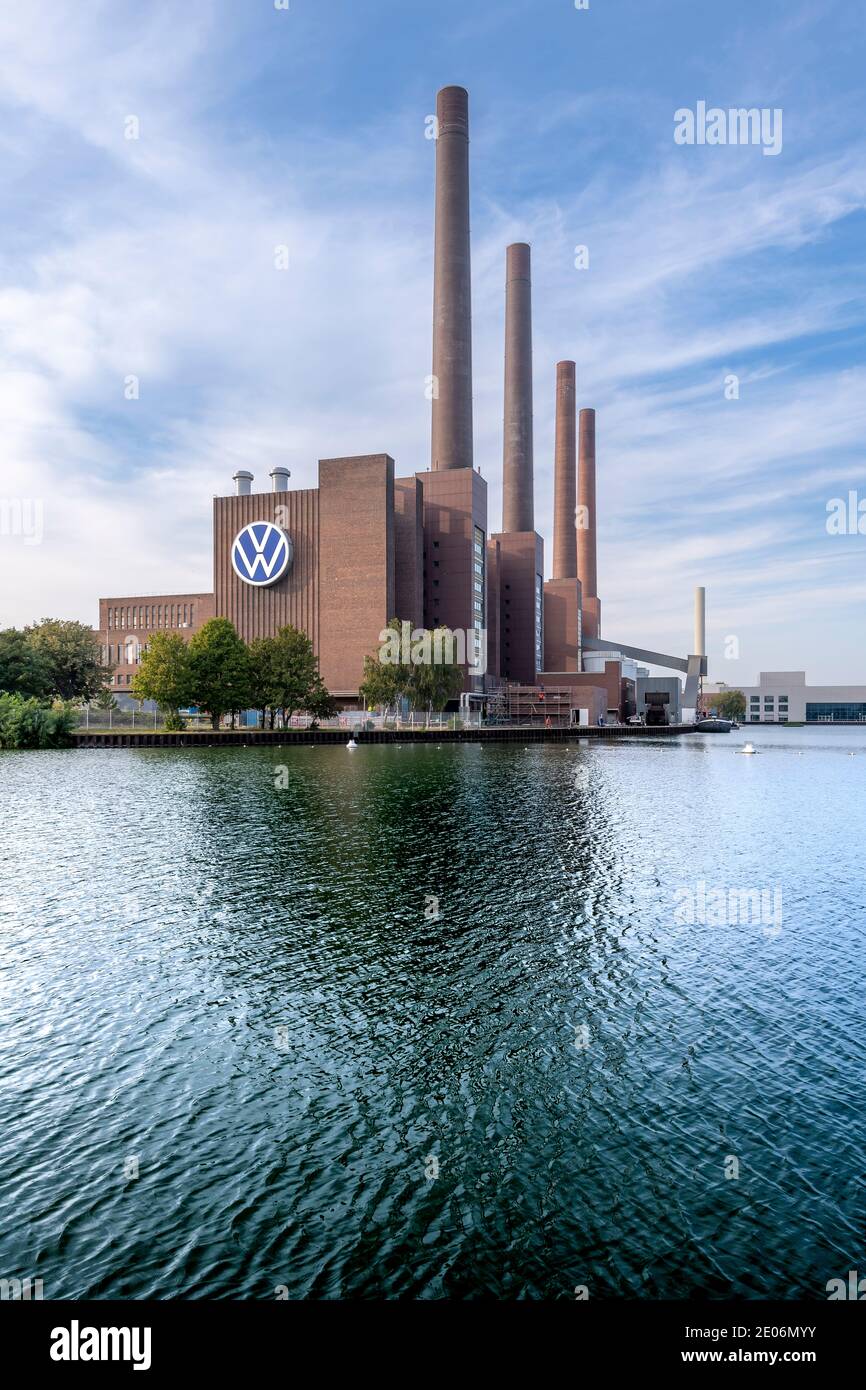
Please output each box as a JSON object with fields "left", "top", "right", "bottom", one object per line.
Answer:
{"left": 231, "top": 521, "right": 293, "bottom": 587}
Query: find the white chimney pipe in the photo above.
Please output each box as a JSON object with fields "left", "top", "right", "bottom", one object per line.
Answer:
{"left": 233, "top": 470, "right": 254, "bottom": 496}
{"left": 270, "top": 467, "right": 291, "bottom": 493}
{"left": 694, "top": 586, "right": 706, "bottom": 657}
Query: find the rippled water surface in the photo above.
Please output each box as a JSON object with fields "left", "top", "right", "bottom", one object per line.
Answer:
{"left": 1, "top": 726, "right": 864, "bottom": 1299}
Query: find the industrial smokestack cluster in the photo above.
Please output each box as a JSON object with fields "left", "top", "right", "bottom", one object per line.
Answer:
{"left": 429, "top": 82, "right": 601, "bottom": 678}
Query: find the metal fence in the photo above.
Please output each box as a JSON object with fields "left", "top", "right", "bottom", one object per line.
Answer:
{"left": 76, "top": 708, "right": 485, "bottom": 733}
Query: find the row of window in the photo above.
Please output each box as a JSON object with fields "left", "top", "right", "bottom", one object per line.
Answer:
{"left": 103, "top": 642, "right": 141, "bottom": 664}
{"left": 472, "top": 527, "right": 485, "bottom": 637}
{"left": 106, "top": 603, "right": 196, "bottom": 631}
{"left": 750, "top": 696, "right": 789, "bottom": 714}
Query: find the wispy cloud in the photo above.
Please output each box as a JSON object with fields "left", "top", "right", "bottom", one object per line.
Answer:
{"left": 0, "top": 0, "right": 864, "bottom": 684}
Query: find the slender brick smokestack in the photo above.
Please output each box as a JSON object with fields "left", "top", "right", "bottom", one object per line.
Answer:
{"left": 552, "top": 361, "right": 577, "bottom": 580}
{"left": 431, "top": 86, "right": 473, "bottom": 472}
{"left": 577, "top": 408, "right": 597, "bottom": 598}
{"left": 502, "top": 243, "right": 534, "bottom": 532}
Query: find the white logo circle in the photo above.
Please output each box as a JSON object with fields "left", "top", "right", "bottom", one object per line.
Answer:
{"left": 231, "top": 522, "right": 293, "bottom": 587}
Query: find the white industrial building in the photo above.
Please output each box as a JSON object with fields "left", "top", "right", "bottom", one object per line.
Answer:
{"left": 704, "top": 672, "right": 866, "bottom": 724}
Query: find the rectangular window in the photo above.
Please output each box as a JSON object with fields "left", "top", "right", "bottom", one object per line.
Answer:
{"left": 806, "top": 702, "right": 866, "bottom": 722}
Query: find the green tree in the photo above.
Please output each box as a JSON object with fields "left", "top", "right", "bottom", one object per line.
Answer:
{"left": 94, "top": 688, "right": 118, "bottom": 712}
{"left": 247, "top": 636, "right": 280, "bottom": 728}
{"left": 0, "top": 627, "right": 52, "bottom": 698}
{"left": 187, "top": 619, "right": 252, "bottom": 729}
{"left": 714, "top": 689, "right": 746, "bottom": 721}
{"left": 267, "top": 626, "right": 332, "bottom": 722}
{"left": 0, "top": 693, "right": 75, "bottom": 749}
{"left": 132, "top": 633, "right": 193, "bottom": 722}
{"left": 410, "top": 627, "right": 465, "bottom": 712}
{"left": 25, "top": 619, "right": 111, "bottom": 702}
{"left": 306, "top": 677, "right": 337, "bottom": 723}
{"left": 359, "top": 618, "right": 414, "bottom": 711}
{"left": 360, "top": 621, "right": 465, "bottom": 715}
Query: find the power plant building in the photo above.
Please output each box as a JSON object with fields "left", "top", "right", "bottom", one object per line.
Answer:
{"left": 97, "top": 86, "right": 618, "bottom": 722}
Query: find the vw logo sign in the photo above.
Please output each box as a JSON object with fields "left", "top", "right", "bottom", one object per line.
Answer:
{"left": 231, "top": 522, "right": 293, "bottom": 587}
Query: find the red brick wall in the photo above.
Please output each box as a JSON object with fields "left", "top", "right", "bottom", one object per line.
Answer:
{"left": 417, "top": 467, "right": 487, "bottom": 634}
{"left": 318, "top": 455, "right": 395, "bottom": 696}
{"left": 536, "top": 662, "right": 624, "bottom": 719}
{"left": 213, "top": 489, "right": 319, "bottom": 647}
{"left": 486, "top": 537, "right": 501, "bottom": 679}
{"left": 543, "top": 577, "right": 582, "bottom": 673}
{"left": 493, "top": 531, "right": 544, "bottom": 685}
{"left": 97, "top": 592, "right": 215, "bottom": 690}
{"left": 394, "top": 476, "right": 424, "bottom": 629}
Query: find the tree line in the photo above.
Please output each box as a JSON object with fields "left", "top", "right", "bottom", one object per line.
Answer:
{"left": 0, "top": 612, "right": 473, "bottom": 746}
{"left": 0, "top": 616, "right": 335, "bottom": 739}
{"left": 0, "top": 620, "right": 109, "bottom": 748}
{"left": 132, "top": 619, "right": 335, "bottom": 729}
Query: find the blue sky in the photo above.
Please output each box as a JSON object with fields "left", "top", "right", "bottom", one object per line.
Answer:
{"left": 1, "top": 0, "right": 864, "bottom": 682}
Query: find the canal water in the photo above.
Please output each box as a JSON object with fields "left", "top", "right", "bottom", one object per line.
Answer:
{"left": 1, "top": 726, "right": 863, "bottom": 1299}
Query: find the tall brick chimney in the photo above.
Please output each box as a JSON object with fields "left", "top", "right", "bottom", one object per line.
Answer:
{"left": 552, "top": 361, "right": 577, "bottom": 580}
{"left": 577, "top": 407, "right": 600, "bottom": 638}
{"left": 431, "top": 86, "right": 473, "bottom": 472}
{"left": 502, "top": 242, "right": 534, "bottom": 532}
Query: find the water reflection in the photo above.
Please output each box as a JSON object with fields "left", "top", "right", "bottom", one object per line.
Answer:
{"left": 0, "top": 730, "right": 863, "bottom": 1298}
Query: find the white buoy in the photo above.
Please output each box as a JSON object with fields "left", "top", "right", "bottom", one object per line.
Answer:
{"left": 738, "top": 742, "right": 758, "bottom": 755}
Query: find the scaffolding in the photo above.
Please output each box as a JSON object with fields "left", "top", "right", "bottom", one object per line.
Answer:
{"left": 500, "top": 685, "right": 573, "bottom": 728}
